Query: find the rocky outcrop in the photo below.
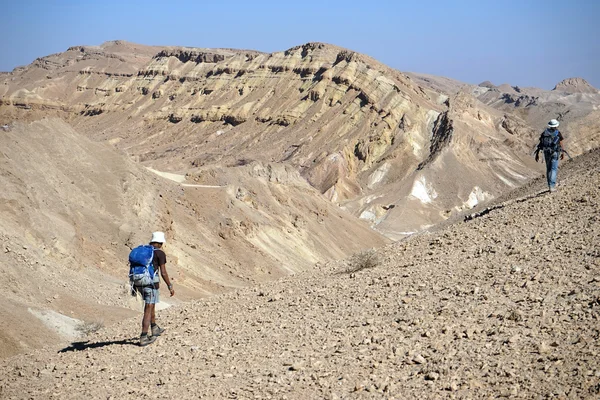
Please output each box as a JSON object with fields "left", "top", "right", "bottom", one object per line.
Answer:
{"left": 417, "top": 111, "right": 453, "bottom": 170}
{"left": 78, "top": 69, "right": 134, "bottom": 77}
{"left": 500, "top": 92, "right": 538, "bottom": 107}
{"left": 553, "top": 77, "right": 598, "bottom": 94}
{"left": 152, "top": 48, "right": 262, "bottom": 65}
{"left": 154, "top": 49, "right": 229, "bottom": 64}
{"left": 478, "top": 80, "right": 496, "bottom": 88}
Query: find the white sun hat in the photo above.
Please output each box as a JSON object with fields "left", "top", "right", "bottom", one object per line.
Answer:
{"left": 548, "top": 119, "right": 560, "bottom": 128}
{"left": 151, "top": 231, "right": 166, "bottom": 243}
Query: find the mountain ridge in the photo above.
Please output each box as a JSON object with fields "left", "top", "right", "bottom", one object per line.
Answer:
{"left": 1, "top": 41, "right": 565, "bottom": 237}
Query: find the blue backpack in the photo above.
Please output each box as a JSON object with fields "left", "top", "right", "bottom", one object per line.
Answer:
{"left": 128, "top": 245, "right": 156, "bottom": 287}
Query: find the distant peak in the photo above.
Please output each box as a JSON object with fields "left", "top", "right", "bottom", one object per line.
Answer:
{"left": 284, "top": 42, "right": 344, "bottom": 57}
{"left": 101, "top": 40, "right": 129, "bottom": 46}
{"left": 478, "top": 81, "right": 496, "bottom": 88}
{"left": 553, "top": 77, "right": 598, "bottom": 93}
{"left": 66, "top": 40, "right": 135, "bottom": 53}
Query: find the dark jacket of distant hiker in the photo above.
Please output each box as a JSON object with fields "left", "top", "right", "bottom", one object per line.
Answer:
{"left": 534, "top": 119, "right": 564, "bottom": 192}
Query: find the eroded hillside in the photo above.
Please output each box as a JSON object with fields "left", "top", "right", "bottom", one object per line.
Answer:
{"left": 0, "top": 41, "right": 563, "bottom": 237}
{"left": 0, "top": 119, "right": 385, "bottom": 358}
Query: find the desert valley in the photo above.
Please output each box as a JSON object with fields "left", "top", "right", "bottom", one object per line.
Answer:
{"left": 0, "top": 40, "right": 598, "bottom": 398}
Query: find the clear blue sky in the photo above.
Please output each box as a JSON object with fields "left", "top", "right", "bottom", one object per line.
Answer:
{"left": 2, "top": 0, "right": 599, "bottom": 89}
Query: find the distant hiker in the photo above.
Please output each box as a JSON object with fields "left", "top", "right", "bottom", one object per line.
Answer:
{"left": 129, "top": 231, "right": 175, "bottom": 346}
{"left": 534, "top": 119, "right": 564, "bottom": 193}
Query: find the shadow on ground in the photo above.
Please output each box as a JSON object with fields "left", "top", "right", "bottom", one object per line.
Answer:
{"left": 465, "top": 189, "right": 549, "bottom": 222}
{"left": 59, "top": 338, "right": 139, "bottom": 353}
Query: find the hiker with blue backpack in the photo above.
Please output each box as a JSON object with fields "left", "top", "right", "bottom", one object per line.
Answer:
{"left": 129, "top": 231, "right": 175, "bottom": 346}
{"left": 534, "top": 119, "right": 565, "bottom": 193}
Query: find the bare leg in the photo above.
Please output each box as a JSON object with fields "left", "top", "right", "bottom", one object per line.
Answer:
{"left": 142, "top": 303, "right": 153, "bottom": 334}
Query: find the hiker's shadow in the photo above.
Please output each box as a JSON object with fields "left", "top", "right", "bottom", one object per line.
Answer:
{"left": 519, "top": 190, "right": 551, "bottom": 200}
{"left": 59, "top": 337, "right": 139, "bottom": 353}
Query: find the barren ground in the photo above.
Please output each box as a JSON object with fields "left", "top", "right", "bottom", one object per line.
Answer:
{"left": 1, "top": 149, "right": 598, "bottom": 399}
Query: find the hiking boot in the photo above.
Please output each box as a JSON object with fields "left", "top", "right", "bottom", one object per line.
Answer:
{"left": 139, "top": 334, "right": 156, "bottom": 347}
{"left": 549, "top": 186, "right": 557, "bottom": 193}
{"left": 152, "top": 324, "right": 166, "bottom": 337}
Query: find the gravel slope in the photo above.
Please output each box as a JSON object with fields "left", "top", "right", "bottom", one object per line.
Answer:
{"left": 1, "top": 149, "right": 598, "bottom": 399}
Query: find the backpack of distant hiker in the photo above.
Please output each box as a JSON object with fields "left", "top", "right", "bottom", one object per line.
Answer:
{"left": 128, "top": 245, "right": 156, "bottom": 287}
{"left": 540, "top": 129, "right": 561, "bottom": 154}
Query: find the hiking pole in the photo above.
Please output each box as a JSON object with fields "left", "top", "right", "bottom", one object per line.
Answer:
{"left": 561, "top": 149, "right": 573, "bottom": 161}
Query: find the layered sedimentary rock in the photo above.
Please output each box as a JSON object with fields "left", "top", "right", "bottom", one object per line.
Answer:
{"left": 0, "top": 41, "right": 565, "bottom": 236}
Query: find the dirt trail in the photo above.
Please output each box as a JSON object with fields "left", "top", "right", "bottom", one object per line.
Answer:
{"left": 1, "top": 149, "right": 598, "bottom": 399}
{"left": 146, "top": 167, "right": 225, "bottom": 188}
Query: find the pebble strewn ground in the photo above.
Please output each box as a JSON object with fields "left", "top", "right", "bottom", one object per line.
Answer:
{"left": 0, "top": 150, "right": 599, "bottom": 399}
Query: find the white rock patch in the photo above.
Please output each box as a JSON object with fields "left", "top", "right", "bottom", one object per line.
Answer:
{"left": 410, "top": 176, "right": 438, "bottom": 204}
{"left": 466, "top": 186, "right": 492, "bottom": 208}
{"left": 408, "top": 131, "right": 424, "bottom": 157}
{"left": 359, "top": 209, "right": 377, "bottom": 222}
{"left": 363, "top": 194, "right": 383, "bottom": 205}
{"left": 367, "top": 162, "right": 390, "bottom": 189}
{"left": 28, "top": 308, "right": 81, "bottom": 340}
{"left": 502, "top": 166, "right": 528, "bottom": 181}
{"left": 471, "top": 86, "right": 490, "bottom": 96}
{"left": 426, "top": 110, "right": 441, "bottom": 138}
{"left": 496, "top": 173, "right": 517, "bottom": 188}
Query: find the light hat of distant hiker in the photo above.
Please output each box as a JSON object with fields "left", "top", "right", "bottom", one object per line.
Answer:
{"left": 548, "top": 119, "right": 560, "bottom": 128}
{"left": 151, "top": 231, "right": 166, "bottom": 243}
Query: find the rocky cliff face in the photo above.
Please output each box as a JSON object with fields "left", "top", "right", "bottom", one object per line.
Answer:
{"left": 0, "top": 41, "right": 549, "bottom": 237}
{"left": 412, "top": 73, "right": 600, "bottom": 167}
